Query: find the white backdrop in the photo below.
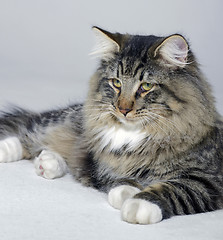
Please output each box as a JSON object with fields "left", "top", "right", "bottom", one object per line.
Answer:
{"left": 0, "top": 0, "right": 223, "bottom": 113}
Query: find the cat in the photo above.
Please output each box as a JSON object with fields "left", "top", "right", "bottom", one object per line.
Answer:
{"left": 0, "top": 26, "right": 223, "bottom": 224}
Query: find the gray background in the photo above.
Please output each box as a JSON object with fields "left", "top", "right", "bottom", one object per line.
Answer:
{"left": 0, "top": 0, "right": 222, "bottom": 113}
{"left": 1, "top": 1, "right": 223, "bottom": 239}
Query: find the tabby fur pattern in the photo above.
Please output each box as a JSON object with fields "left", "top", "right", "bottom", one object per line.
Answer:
{"left": 0, "top": 27, "right": 223, "bottom": 224}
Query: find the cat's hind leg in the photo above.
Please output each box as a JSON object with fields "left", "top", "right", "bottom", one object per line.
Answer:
{"left": 34, "top": 150, "right": 68, "bottom": 179}
{"left": 0, "top": 137, "right": 23, "bottom": 163}
{"left": 0, "top": 137, "right": 69, "bottom": 180}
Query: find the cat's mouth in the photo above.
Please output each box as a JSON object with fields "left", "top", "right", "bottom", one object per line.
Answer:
{"left": 118, "top": 115, "right": 136, "bottom": 124}
{"left": 113, "top": 107, "right": 162, "bottom": 129}
{"left": 106, "top": 105, "right": 154, "bottom": 127}
{"left": 114, "top": 109, "right": 142, "bottom": 126}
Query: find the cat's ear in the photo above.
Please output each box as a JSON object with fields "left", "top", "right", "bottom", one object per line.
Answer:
{"left": 90, "top": 26, "right": 121, "bottom": 59}
{"left": 154, "top": 35, "right": 189, "bottom": 68}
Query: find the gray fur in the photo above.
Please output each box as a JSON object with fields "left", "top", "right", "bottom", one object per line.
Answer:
{"left": 1, "top": 27, "right": 223, "bottom": 221}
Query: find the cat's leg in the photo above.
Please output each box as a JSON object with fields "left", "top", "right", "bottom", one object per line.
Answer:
{"left": 109, "top": 175, "right": 223, "bottom": 224}
{"left": 108, "top": 185, "right": 141, "bottom": 209}
{"left": 0, "top": 137, "right": 23, "bottom": 163}
{"left": 34, "top": 150, "right": 68, "bottom": 179}
{"left": 108, "top": 183, "right": 163, "bottom": 224}
{"left": 121, "top": 198, "right": 162, "bottom": 224}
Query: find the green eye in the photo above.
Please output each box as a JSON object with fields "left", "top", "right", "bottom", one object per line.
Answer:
{"left": 112, "top": 79, "right": 122, "bottom": 88}
{"left": 141, "top": 82, "right": 153, "bottom": 91}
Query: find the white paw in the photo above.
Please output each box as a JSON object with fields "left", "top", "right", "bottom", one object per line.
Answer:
{"left": 121, "top": 198, "right": 162, "bottom": 224}
{"left": 34, "top": 150, "right": 68, "bottom": 179}
{"left": 0, "top": 137, "right": 23, "bottom": 163}
{"left": 108, "top": 185, "right": 140, "bottom": 210}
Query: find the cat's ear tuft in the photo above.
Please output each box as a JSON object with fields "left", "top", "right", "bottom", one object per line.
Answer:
{"left": 90, "top": 26, "right": 121, "bottom": 59}
{"left": 154, "top": 35, "right": 189, "bottom": 68}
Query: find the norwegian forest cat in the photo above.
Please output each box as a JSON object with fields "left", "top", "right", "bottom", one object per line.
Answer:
{"left": 0, "top": 26, "right": 223, "bottom": 224}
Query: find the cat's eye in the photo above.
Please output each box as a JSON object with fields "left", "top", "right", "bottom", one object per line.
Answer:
{"left": 112, "top": 79, "right": 122, "bottom": 89}
{"left": 137, "top": 82, "right": 154, "bottom": 96}
{"left": 141, "top": 82, "right": 153, "bottom": 91}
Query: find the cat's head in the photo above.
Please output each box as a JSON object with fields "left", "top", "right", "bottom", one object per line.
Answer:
{"left": 86, "top": 27, "right": 216, "bottom": 138}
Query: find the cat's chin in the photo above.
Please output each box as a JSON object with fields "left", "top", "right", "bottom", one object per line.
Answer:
{"left": 117, "top": 116, "right": 142, "bottom": 128}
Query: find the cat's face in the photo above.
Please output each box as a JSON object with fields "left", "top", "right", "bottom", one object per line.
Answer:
{"left": 86, "top": 27, "right": 215, "bottom": 137}
{"left": 95, "top": 63, "right": 173, "bottom": 127}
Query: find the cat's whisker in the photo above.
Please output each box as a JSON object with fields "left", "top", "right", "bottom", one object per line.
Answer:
{"left": 147, "top": 108, "right": 181, "bottom": 129}
{"left": 151, "top": 119, "right": 170, "bottom": 136}
{"left": 146, "top": 111, "right": 182, "bottom": 135}
{"left": 148, "top": 113, "right": 176, "bottom": 132}
{"left": 139, "top": 117, "right": 147, "bottom": 128}
{"left": 136, "top": 111, "right": 171, "bottom": 134}
{"left": 142, "top": 115, "right": 169, "bottom": 136}
{"left": 139, "top": 117, "right": 159, "bottom": 136}
{"left": 139, "top": 117, "right": 166, "bottom": 150}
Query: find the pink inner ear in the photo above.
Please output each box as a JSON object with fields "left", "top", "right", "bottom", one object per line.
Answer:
{"left": 172, "top": 36, "right": 188, "bottom": 63}
{"left": 176, "top": 37, "right": 187, "bottom": 51}
{"left": 156, "top": 34, "right": 189, "bottom": 67}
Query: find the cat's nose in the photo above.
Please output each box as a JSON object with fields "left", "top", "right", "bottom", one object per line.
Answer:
{"left": 119, "top": 107, "right": 132, "bottom": 116}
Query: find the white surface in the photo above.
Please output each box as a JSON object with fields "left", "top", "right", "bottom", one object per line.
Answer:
{"left": 0, "top": 0, "right": 223, "bottom": 239}
{"left": 0, "top": 160, "right": 223, "bottom": 240}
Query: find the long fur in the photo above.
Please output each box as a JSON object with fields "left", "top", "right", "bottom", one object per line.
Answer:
{"left": 1, "top": 28, "right": 223, "bottom": 223}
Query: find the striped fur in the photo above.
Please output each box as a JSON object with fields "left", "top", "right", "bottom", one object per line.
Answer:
{"left": 0, "top": 27, "right": 223, "bottom": 224}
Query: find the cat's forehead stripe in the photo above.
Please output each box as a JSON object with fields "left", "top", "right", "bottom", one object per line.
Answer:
{"left": 116, "top": 61, "right": 146, "bottom": 81}
{"left": 133, "top": 64, "right": 144, "bottom": 78}
{"left": 139, "top": 69, "right": 145, "bottom": 81}
{"left": 117, "top": 66, "right": 119, "bottom": 78}
{"left": 119, "top": 61, "right": 124, "bottom": 75}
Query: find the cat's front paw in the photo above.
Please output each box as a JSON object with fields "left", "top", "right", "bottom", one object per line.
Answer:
{"left": 121, "top": 198, "right": 162, "bottom": 224}
{"left": 108, "top": 185, "right": 140, "bottom": 210}
{"left": 34, "top": 150, "right": 68, "bottom": 179}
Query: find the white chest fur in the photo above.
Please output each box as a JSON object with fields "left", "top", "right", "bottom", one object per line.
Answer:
{"left": 97, "top": 126, "right": 147, "bottom": 151}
